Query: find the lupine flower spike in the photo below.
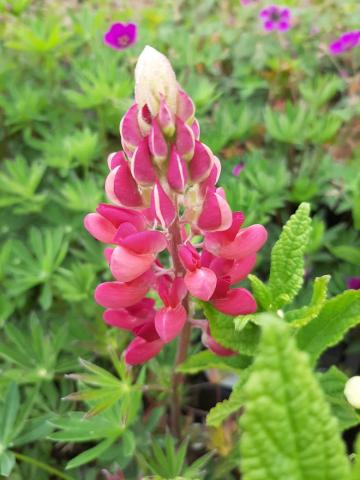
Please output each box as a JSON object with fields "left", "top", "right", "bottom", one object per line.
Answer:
{"left": 104, "top": 23, "right": 137, "bottom": 50}
{"left": 85, "top": 46, "right": 268, "bottom": 365}
{"left": 260, "top": 5, "right": 292, "bottom": 32}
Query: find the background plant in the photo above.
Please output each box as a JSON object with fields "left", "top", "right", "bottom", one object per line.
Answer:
{"left": 0, "top": 0, "right": 360, "bottom": 478}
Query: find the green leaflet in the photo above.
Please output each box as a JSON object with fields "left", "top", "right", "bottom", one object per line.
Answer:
{"left": 268, "top": 203, "right": 312, "bottom": 310}
{"left": 296, "top": 290, "right": 360, "bottom": 364}
{"left": 202, "top": 303, "right": 260, "bottom": 356}
{"left": 353, "top": 436, "right": 360, "bottom": 480}
{"left": 248, "top": 274, "right": 271, "bottom": 310}
{"left": 207, "top": 372, "right": 250, "bottom": 427}
{"left": 285, "top": 275, "right": 330, "bottom": 327}
{"left": 177, "top": 350, "right": 251, "bottom": 375}
{"left": 318, "top": 367, "right": 360, "bottom": 431}
{"left": 240, "top": 319, "right": 351, "bottom": 480}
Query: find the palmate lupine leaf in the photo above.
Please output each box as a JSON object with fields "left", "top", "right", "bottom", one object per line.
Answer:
{"left": 296, "top": 290, "right": 360, "bottom": 365}
{"left": 240, "top": 319, "right": 351, "bottom": 480}
{"left": 268, "top": 202, "right": 312, "bottom": 310}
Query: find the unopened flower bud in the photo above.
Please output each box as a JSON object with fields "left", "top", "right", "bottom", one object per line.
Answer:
{"left": 135, "top": 46, "right": 178, "bottom": 117}
{"left": 344, "top": 376, "right": 360, "bottom": 409}
{"left": 159, "top": 96, "right": 175, "bottom": 137}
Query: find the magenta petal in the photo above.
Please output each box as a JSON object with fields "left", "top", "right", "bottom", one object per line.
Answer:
{"left": 120, "top": 230, "right": 167, "bottom": 254}
{"left": 84, "top": 213, "right": 117, "bottom": 243}
{"left": 113, "top": 160, "right": 143, "bottom": 208}
{"left": 176, "top": 90, "right": 195, "bottom": 123}
{"left": 103, "top": 247, "right": 113, "bottom": 264}
{"left": 95, "top": 271, "right": 153, "bottom": 309}
{"left": 184, "top": 267, "right": 217, "bottom": 301}
{"left": 229, "top": 254, "right": 257, "bottom": 284}
{"left": 264, "top": 21, "right": 275, "bottom": 31}
{"left": 155, "top": 304, "right": 187, "bottom": 343}
{"left": 107, "top": 151, "right": 126, "bottom": 170}
{"left": 103, "top": 309, "right": 143, "bottom": 331}
{"left": 202, "top": 330, "right": 236, "bottom": 356}
{"left": 110, "top": 246, "right": 154, "bottom": 282}
{"left": 189, "top": 141, "right": 214, "bottom": 183}
{"left": 197, "top": 190, "right": 232, "bottom": 232}
{"left": 124, "top": 336, "right": 163, "bottom": 365}
{"left": 131, "top": 137, "right": 157, "bottom": 185}
{"left": 191, "top": 119, "right": 200, "bottom": 140}
{"left": 167, "top": 145, "right": 188, "bottom": 192}
{"left": 150, "top": 182, "right": 176, "bottom": 228}
{"left": 120, "top": 104, "right": 142, "bottom": 151}
{"left": 278, "top": 21, "right": 290, "bottom": 31}
{"left": 159, "top": 96, "right": 175, "bottom": 136}
{"left": 175, "top": 117, "right": 195, "bottom": 161}
{"left": 148, "top": 118, "right": 168, "bottom": 161}
{"left": 212, "top": 288, "right": 257, "bottom": 316}
{"left": 97, "top": 203, "right": 146, "bottom": 231}
{"left": 219, "top": 224, "right": 268, "bottom": 260}
{"left": 178, "top": 244, "right": 199, "bottom": 271}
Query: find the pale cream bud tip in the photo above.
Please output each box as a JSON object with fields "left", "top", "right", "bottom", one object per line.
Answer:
{"left": 344, "top": 375, "right": 360, "bottom": 409}
{"left": 134, "top": 45, "right": 178, "bottom": 117}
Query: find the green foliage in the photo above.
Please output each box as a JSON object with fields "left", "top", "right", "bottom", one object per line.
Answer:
{"left": 268, "top": 203, "right": 312, "bottom": 310}
{"left": 138, "top": 435, "right": 211, "bottom": 479}
{"left": 296, "top": 290, "right": 360, "bottom": 364}
{"left": 1, "top": 0, "right": 360, "bottom": 477}
{"left": 177, "top": 350, "right": 251, "bottom": 375}
{"left": 240, "top": 319, "right": 351, "bottom": 480}
{"left": 203, "top": 303, "right": 260, "bottom": 356}
{"left": 318, "top": 367, "right": 360, "bottom": 431}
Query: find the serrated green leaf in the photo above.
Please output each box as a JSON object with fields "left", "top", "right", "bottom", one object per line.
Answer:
{"left": 177, "top": 350, "right": 251, "bottom": 375}
{"left": 318, "top": 367, "right": 360, "bottom": 431}
{"left": 207, "top": 372, "right": 250, "bottom": 427}
{"left": 352, "top": 436, "right": 360, "bottom": 480}
{"left": 203, "top": 303, "right": 260, "bottom": 356}
{"left": 268, "top": 203, "right": 311, "bottom": 310}
{"left": 248, "top": 274, "right": 271, "bottom": 310}
{"left": 297, "top": 290, "right": 360, "bottom": 364}
{"left": 240, "top": 319, "right": 351, "bottom": 480}
{"left": 285, "top": 275, "right": 330, "bottom": 327}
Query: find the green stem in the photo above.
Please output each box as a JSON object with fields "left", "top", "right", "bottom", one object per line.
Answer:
{"left": 13, "top": 452, "right": 74, "bottom": 480}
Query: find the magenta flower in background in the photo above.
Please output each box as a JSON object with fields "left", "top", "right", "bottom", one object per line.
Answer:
{"left": 240, "top": 0, "right": 258, "bottom": 5}
{"left": 104, "top": 23, "right": 137, "bottom": 50}
{"left": 329, "top": 31, "right": 360, "bottom": 56}
{"left": 232, "top": 162, "right": 245, "bottom": 176}
{"left": 260, "top": 5, "right": 291, "bottom": 32}
{"left": 347, "top": 277, "right": 360, "bottom": 290}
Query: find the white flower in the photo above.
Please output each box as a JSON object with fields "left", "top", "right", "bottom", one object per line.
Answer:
{"left": 135, "top": 46, "right": 178, "bottom": 116}
{"left": 344, "top": 376, "right": 360, "bottom": 409}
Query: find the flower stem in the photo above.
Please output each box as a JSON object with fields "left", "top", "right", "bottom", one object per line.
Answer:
{"left": 168, "top": 217, "right": 191, "bottom": 437}
{"left": 14, "top": 452, "right": 74, "bottom": 480}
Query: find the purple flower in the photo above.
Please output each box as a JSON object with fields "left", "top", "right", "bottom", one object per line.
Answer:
{"left": 232, "top": 163, "right": 245, "bottom": 176}
{"left": 103, "top": 23, "right": 137, "bottom": 50}
{"left": 329, "top": 31, "right": 360, "bottom": 56}
{"left": 260, "top": 5, "right": 291, "bottom": 32}
{"left": 347, "top": 277, "right": 360, "bottom": 290}
{"left": 240, "top": 0, "right": 258, "bottom": 5}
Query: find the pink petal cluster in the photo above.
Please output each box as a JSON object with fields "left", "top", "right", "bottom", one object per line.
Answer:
{"left": 260, "top": 5, "right": 291, "bottom": 32}
{"left": 85, "top": 46, "right": 267, "bottom": 365}
{"left": 329, "top": 31, "right": 360, "bottom": 56}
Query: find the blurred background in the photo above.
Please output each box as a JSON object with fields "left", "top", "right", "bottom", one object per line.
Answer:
{"left": 0, "top": 0, "right": 359, "bottom": 478}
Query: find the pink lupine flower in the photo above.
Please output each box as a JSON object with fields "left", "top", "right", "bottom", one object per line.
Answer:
{"left": 104, "top": 23, "right": 137, "bottom": 50}
{"left": 260, "top": 5, "right": 291, "bottom": 32}
{"left": 85, "top": 46, "right": 267, "bottom": 365}
{"left": 329, "top": 31, "right": 360, "bottom": 56}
